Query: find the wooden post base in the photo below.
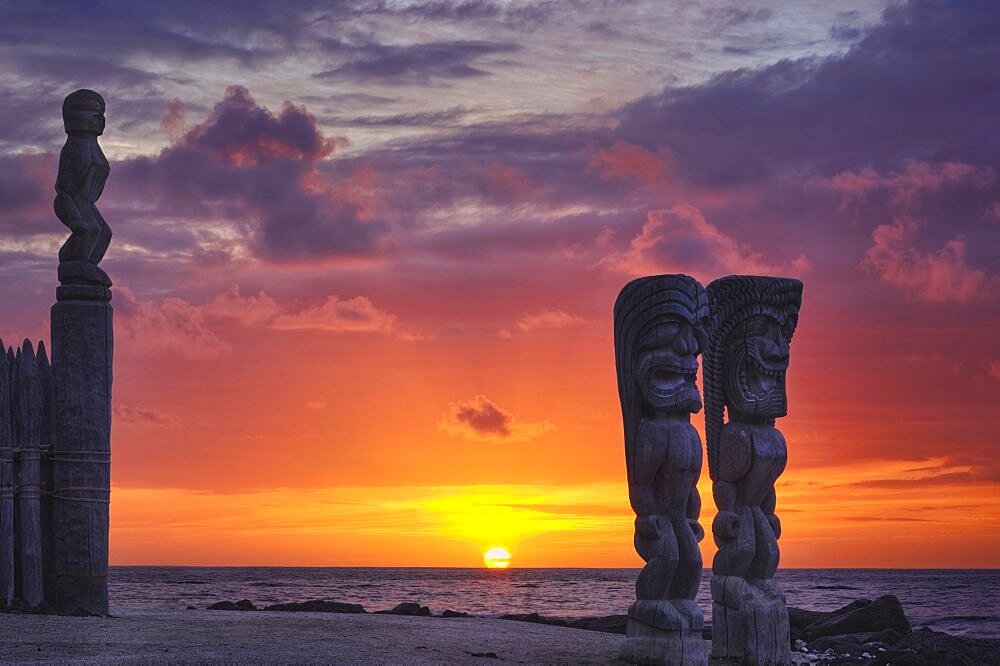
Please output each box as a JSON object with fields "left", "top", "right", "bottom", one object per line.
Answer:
{"left": 621, "top": 612, "right": 708, "bottom": 665}
{"left": 710, "top": 575, "right": 791, "bottom": 665}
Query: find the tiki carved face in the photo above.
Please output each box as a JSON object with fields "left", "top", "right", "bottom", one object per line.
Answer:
{"left": 636, "top": 315, "right": 705, "bottom": 414}
{"left": 723, "top": 311, "right": 796, "bottom": 419}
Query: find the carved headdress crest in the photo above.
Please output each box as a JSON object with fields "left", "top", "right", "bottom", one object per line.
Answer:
{"left": 703, "top": 276, "right": 802, "bottom": 480}
{"left": 614, "top": 274, "right": 709, "bottom": 464}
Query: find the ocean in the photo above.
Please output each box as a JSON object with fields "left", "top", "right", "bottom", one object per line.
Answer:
{"left": 109, "top": 567, "right": 1000, "bottom": 639}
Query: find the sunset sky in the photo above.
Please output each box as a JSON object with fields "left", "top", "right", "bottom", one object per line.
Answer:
{"left": 0, "top": 1, "right": 997, "bottom": 568}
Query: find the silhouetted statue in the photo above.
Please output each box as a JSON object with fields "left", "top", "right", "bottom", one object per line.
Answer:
{"left": 614, "top": 274, "right": 709, "bottom": 665}
{"left": 50, "top": 89, "right": 114, "bottom": 615}
{"left": 704, "top": 275, "right": 802, "bottom": 665}
{"left": 55, "top": 89, "right": 111, "bottom": 290}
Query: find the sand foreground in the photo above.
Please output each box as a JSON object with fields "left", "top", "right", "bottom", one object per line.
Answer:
{"left": 0, "top": 609, "right": 625, "bottom": 664}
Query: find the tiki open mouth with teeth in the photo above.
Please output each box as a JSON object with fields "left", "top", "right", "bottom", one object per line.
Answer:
{"left": 742, "top": 354, "right": 785, "bottom": 399}
{"left": 640, "top": 354, "right": 702, "bottom": 412}
{"left": 729, "top": 342, "right": 789, "bottom": 418}
{"left": 650, "top": 363, "right": 698, "bottom": 397}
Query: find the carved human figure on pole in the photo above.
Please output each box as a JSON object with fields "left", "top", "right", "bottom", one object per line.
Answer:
{"left": 50, "top": 89, "right": 114, "bottom": 615}
{"left": 55, "top": 89, "right": 111, "bottom": 290}
{"left": 704, "top": 275, "right": 802, "bottom": 664}
{"left": 614, "top": 274, "right": 709, "bottom": 665}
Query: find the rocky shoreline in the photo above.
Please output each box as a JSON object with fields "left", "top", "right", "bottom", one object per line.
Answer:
{"left": 203, "top": 594, "right": 1000, "bottom": 664}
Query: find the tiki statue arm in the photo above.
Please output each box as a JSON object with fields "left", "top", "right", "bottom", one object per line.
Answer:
{"left": 628, "top": 424, "right": 662, "bottom": 539}
{"left": 711, "top": 425, "right": 752, "bottom": 539}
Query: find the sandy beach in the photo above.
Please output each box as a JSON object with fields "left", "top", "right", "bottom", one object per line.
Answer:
{"left": 0, "top": 610, "right": 625, "bottom": 664}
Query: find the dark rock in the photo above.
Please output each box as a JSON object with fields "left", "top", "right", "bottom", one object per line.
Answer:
{"left": 441, "top": 609, "right": 470, "bottom": 618}
{"left": 207, "top": 599, "right": 257, "bottom": 611}
{"left": 389, "top": 602, "right": 431, "bottom": 616}
{"left": 500, "top": 612, "right": 568, "bottom": 627}
{"left": 265, "top": 600, "right": 366, "bottom": 614}
{"left": 802, "top": 595, "right": 910, "bottom": 642}
{"left": 466, "top": 652, "right": 499, "bottom": 659}
{"left": 869, "top": 627, "right": 1000, "bottom": 666}
{"left": 788, "top": 606, "right": 832, "bottom": 634}
{"left": 568, "top": 615, "right": 628, "bottom": 634}
{"left": 185, "top": 606, "right": 197, "bottom": 610}
{"left": 866, "top": 628, "right": 903, "bottom": 646}
{"left": 789, "top": 599, "right": 873, "bottom": 641}
{"left": 808, "top": 633, "right": 867, "bottom": 656}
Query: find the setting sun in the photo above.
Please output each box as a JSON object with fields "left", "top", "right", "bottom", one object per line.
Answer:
{"left": 483, "top": 547, "right": 511, "bottom": 569}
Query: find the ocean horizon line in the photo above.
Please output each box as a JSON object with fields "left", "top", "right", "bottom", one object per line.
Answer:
{"left": 108, "top": 565, "right": 1000, "bottom": 571}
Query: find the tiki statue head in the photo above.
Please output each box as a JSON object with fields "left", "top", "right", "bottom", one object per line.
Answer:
{"left": 614, "top": 275, "right": 709, "bottom": 444}
{"left": 63, "top": 89, "right": 106, "bottom": 135}
{"left": 704, "top": 276, "right": 802, "bottom": 477}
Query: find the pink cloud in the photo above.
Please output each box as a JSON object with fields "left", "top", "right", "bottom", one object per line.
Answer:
{"left": 160, "top": 98, "right": 187, "bottom": 144}
{"left": 484, "top": 162, "right": 536, "bottom": 200}
{"left": 586, "top": 140, "right": 671, "bottom": 187}
{"left": 116, "top": 287, "right": 413, "bottom": 358}
{"left": 204, "top": 289, "right": 283, "bottom": 326}
{"left": 602, "top": 204, "right": 789, "bottom": 278}
{"left": 817, "top": 161, "right": 994, "bottom": 208}
{"left": 516, "top": 309, "right": 585, "bottom": 332}
{"left": 272, "top": 295, "right": 402, "bottom": 335}
{"left": 113, "top": 403, "right": 179, "bottom": 429}
{"left": 989, "top": 360, "right": 1000, "bottom": 382}
{"left": 116, "top": 286, "right": 230, "bottom": 359}
{"left": 861, "top": 221, "right": 993, "bottom": 303}
{"left": 302, "top": 163, "right": 386, "bottom": 222}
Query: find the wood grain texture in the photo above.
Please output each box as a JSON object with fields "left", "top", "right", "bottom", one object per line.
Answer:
{"left": 704, "top": 276, "right": 802, "bottom": 665}
{"left": 710, "top": 575, "right": 791, "bottom": 664}
{"left": 15, "top": 342, "right": 45, "bottom": 608}
{"left": 614, "top": 275, "right": 710, "bottom": 665}
{"left": 0, "top": 345, "right": 14, "bottom": 606}
{"left": 50, "top": 301, "right": 112, "bottom": 615}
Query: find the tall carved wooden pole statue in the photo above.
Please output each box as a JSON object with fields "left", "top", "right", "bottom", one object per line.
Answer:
{"left": 50, "top": 89, "right": 113, "bottom": 615}
{"left": 614, "top": 275, "right": 709, "bottom": 665}
{"left": 704, "top": 276, "right": 802, "bottom": 664}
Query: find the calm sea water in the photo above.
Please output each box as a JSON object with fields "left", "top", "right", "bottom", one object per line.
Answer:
{"left": 108, "top": 567, "right": 1000, "bottom": 638}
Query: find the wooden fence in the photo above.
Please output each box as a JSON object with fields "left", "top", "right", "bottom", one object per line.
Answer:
{"left": 0, "top": 338, "right": 54, "bottom": 609}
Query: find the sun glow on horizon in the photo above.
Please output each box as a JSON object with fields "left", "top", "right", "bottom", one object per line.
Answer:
{"left": 483, "top": 546, "right": 511, "bottom": 568}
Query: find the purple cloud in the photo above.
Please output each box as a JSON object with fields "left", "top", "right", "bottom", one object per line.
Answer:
{"left": 315, "top": 40, "right": 519, "bottom": 85}
{"left": 438, "top": 395, "right": 555, "bottom": 442}
{"left": 117, "top": 86, "right": 389, "bottom": 261}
